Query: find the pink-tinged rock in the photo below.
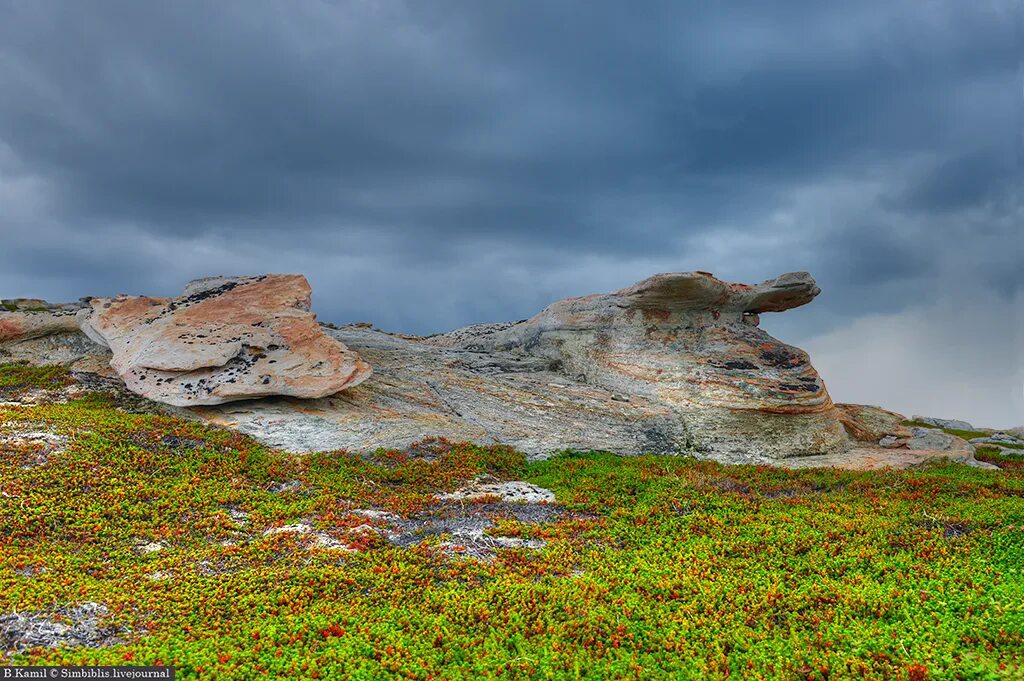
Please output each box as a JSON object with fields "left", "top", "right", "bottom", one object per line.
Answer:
{"left": 80, "top": 275, "right": 371, "bottom": 406}
{"left": 0, "top": 301, "right": 86, "bottom": 343}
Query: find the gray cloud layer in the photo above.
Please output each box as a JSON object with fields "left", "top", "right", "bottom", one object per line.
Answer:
{"left": 1, "top": 1, "right": 1020, "bottom": 424}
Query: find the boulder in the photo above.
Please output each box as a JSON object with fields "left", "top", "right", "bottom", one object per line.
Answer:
{"left": 79, "top": 275, "right": 371, "bottom": 406}
{"left": 836, "top": 404, "right": 912, "bottom": 444}
{"left": 906, "top": 427, "right": 974, "bottom": 453}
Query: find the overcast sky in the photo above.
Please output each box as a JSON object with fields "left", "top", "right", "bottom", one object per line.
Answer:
{"left": 0, "top": 1, "right": 1020, "bottom": 425}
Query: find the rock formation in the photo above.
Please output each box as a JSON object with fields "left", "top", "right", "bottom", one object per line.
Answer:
{"left": 835, "top": 404, "right": 911, "bottom": 445}
{"left": 197, "top": 324, "right": 694, "bottom": 459}
{"left": 76, "top": 275, "right": 371, "bottom": 406}
{"left": 421, "top": 270, "right": 846, "bottom": 460}
{"left": 0, "top": 300, "right": 85, "bottom": 343}
{"left": 0, "top": 270, "right": 1000, "bottom": 469}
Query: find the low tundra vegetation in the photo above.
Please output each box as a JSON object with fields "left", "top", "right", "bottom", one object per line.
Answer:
{"left": 0, "top": 361, "right": 76, "bottom": 395}
{"left": 0, "top": 364, "right": 1022, "bottom": 679}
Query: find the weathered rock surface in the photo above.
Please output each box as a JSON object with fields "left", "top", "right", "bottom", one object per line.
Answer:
{"left": 835, "top": 403, "right": 978, "bottom": 456}
{"left": 437, "top": 475, "right": 557, "bottom": 503}
{"left": 968, "top": 432, "right": 1024, "bottom": 456}
{"left": 194, "top": 272, "right": 849, "bottom": 462}
{"left": 0, "top": 603, "right": 124, "bottom": 654}
{"left": 0, "top": 300, "right": 112, "bottom": 374}
{"left": 196, "top": 323, "right": 693, "bottom": 458}
{"left": 836, "top": 404, "right": 912, "bottom": 445}
{"left": 0, "top": 302, "right": 86, "bottom": 344}
{"left": 970, "top": 432, "right": 1024, "bottom": 446}
{"left": 0, "top": 331, "right": 112, "bottom": 375}
{"left": 906, "top": 427, "right": 974, "bottom": 453}
{"left": 422, "top": 271, "right": 846, "bottom": 460}
{"left": 782, "top": 447, "right": 998, "bottom": 471}
{"left": 0, "top": 271, "right": 1002, "bottom": 469}
{"left": 79, "top": 275, "right": 371, "bottom": 406}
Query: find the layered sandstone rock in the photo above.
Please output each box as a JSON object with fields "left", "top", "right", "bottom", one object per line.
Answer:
{"left": 425, "top": 271, "right": 846, "bottom": 460}
{"left": 195, "top": 323, "right": 693, "bottom": 458}
{"left": 0, "top": 302, "right": 86, "bottom": 343}
{"left": 0, "top": 270, "right": 1000, "bottom": 469}
{"left": 78, "top": 275, "right": 371, "bottom": 406}
{"left": 0, "top": 300, "right": 111, "bottom": 374}
{"left": 829, "top": 403, "right": 996, "bottom": 469}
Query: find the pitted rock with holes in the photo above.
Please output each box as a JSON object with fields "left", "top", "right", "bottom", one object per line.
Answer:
{"left": 78, "top": 275, "right": 371, "bottom": 406}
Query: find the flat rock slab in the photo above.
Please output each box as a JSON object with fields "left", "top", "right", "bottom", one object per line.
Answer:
{"left": 911, "top": 415, "right": 975, "bottom": 431}
{"left": 782, "top": 447, "right": 999, "bottom": 471}
{"left": 971, "top": 433, "right": 1024, "bottom": 446}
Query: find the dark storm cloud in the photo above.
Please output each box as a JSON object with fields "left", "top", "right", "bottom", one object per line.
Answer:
{"left": 888, "top": 148, "right": 1015, "bottom": 214}
{"left": 0, "top": 0, "right": 1020, "bottom": 420}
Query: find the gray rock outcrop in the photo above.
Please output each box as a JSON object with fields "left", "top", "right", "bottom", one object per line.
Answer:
{"left": 911, "top": 415, "right": 975, "bottom": 431}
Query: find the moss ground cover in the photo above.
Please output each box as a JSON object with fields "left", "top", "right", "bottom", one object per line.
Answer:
{"left": 0, "top": 365, "right": 1022, "bottom": 679}
{"left": 0, "top": 361, "right": 76, "bottom": 395}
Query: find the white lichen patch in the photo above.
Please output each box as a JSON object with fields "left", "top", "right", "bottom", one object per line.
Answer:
{"left": 135, "top": 541, "right": 165, "bottom": 554}
{"left": 224, "top": 506, "right": 250, "bottom": 526}
{"left": 352, "top": 508, "right": 402, "bottom": 522}
{"left": 437, "top": 475, "right": 556, "bottom": 504}
{"left": 263, "top": 522, "right": 353, "bottom": 550}
{"left": 0, "top": 427, "right": 68, "bottom": 468}
{"left": 0, "top": 603, "right": 125, "bottom": 654}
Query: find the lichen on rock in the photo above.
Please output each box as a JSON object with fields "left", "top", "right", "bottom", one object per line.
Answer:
{"left": 77, "top": 274, "right": 371, "bottom": 406}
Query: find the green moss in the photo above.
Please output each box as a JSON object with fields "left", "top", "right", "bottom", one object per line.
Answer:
{"left": 0, "top": 362, "right": 75, "bottom": 393}
{"left": 1, "top": 302, "right": 52, "bottom": 312}
{"left": 944, "top": 428, "right": 997, "bottom": 441}
{"left": 1, "top": 369, "right": 1022, "bottom": 678}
